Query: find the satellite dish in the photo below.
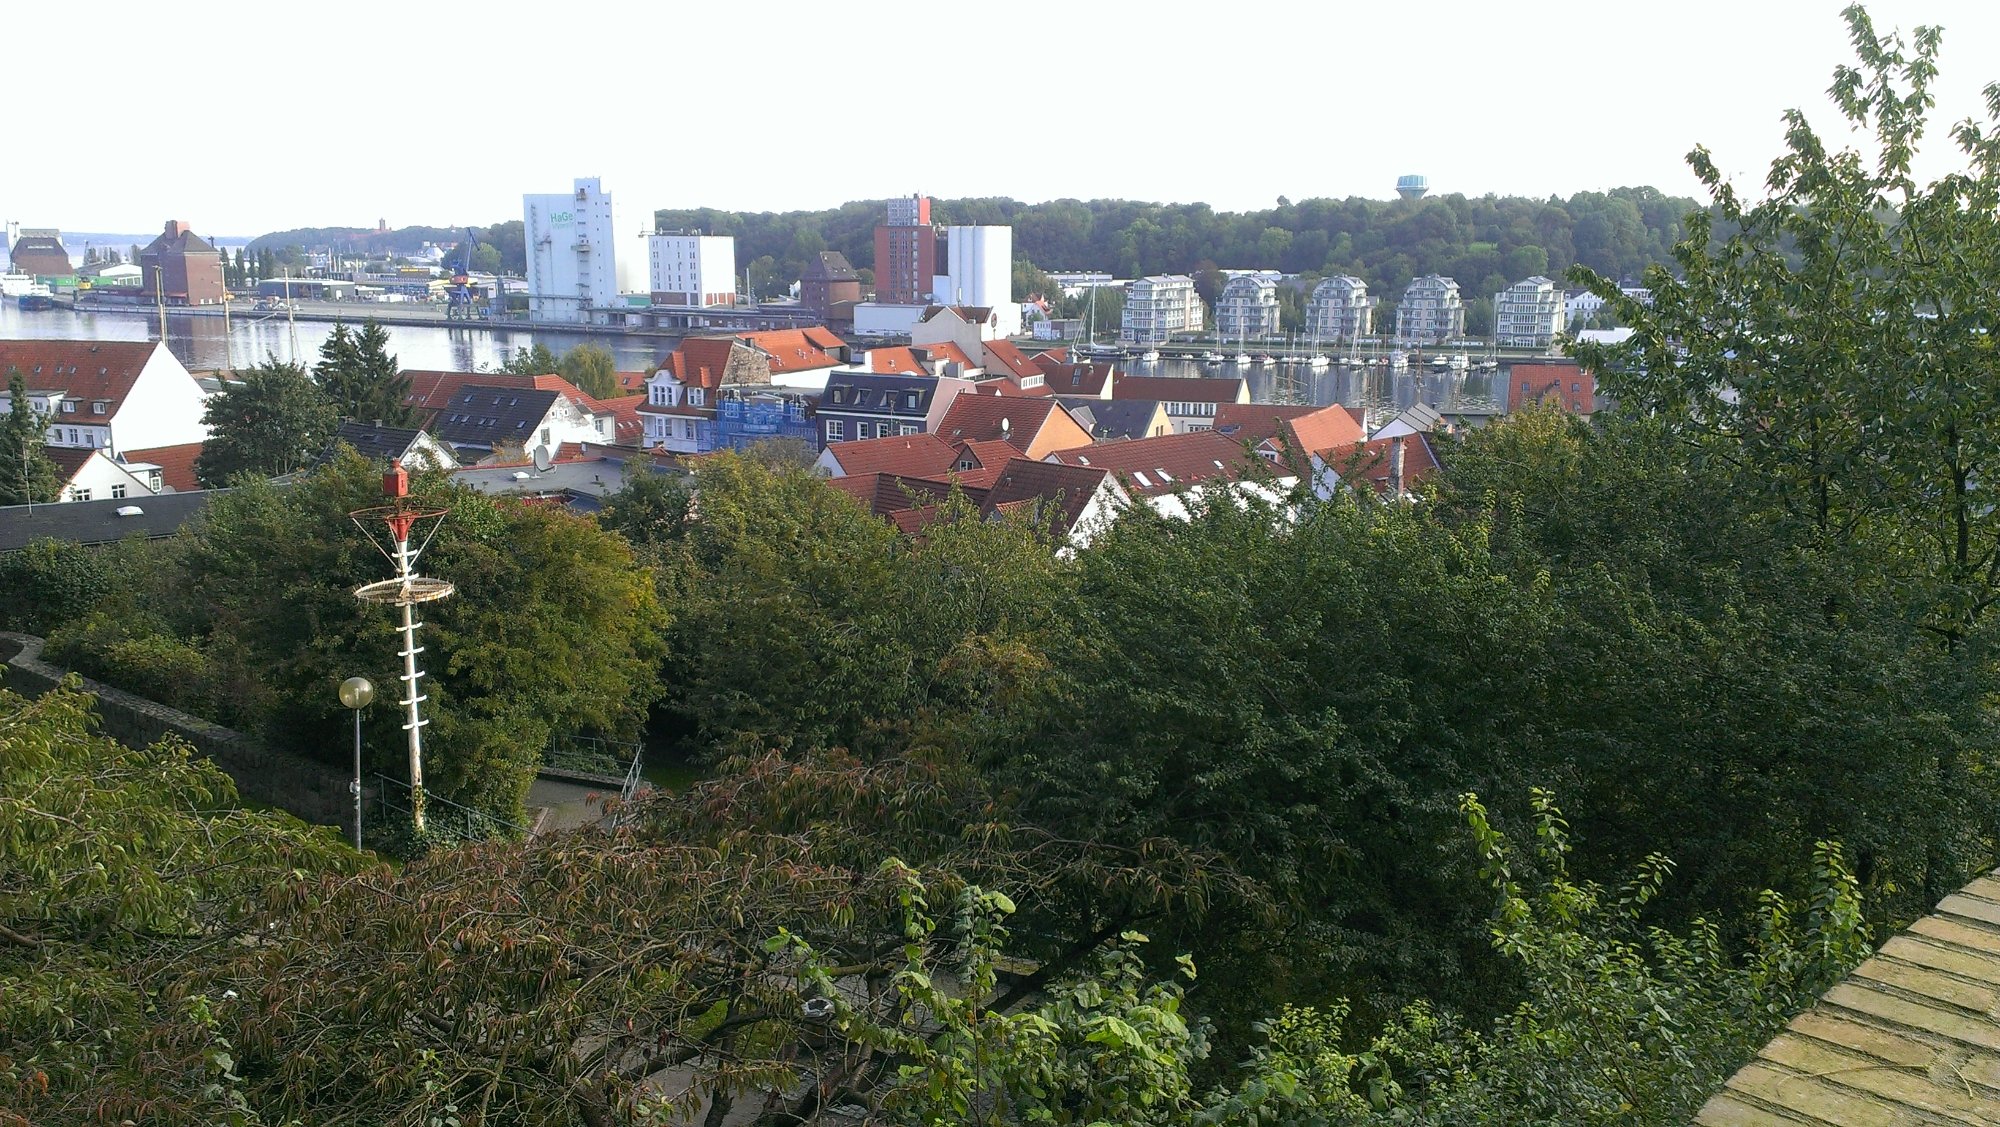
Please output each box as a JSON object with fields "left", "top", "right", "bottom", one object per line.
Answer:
{"left": 532, "top": 445, "right": 553, "bottom": 473}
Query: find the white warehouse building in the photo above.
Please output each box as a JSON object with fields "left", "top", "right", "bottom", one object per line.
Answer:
{"left": 648, "top": 232, "right": 737, "bottom": 307}
{"left": 524, "top": 177, "right": 645, "bottom": 324}
{"left": 932, "top": 226, "right": 1018, "bottom": 337}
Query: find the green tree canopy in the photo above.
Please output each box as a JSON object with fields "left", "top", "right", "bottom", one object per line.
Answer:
{"left": 312, "top": 319, "right": 416, "bottom": 426}
{"left": 556, "top": 342, "right": 620, "bottom": 400}
{"left": 0, "top": 368, "right": 60, "bottom": 505}
{"left": 499, "top": 341, "right": 558, "bottom": 376}
{"left": 193, "top": 356, "right": 339, "bottom": 487}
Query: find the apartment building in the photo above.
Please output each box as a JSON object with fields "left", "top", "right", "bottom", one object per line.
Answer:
{"left": 1118, "top": 275, "right": 1204, "bottom": 346}
{"left": 1215, "top": 272, "right": 1283, "bottom": 342}
{"left": 1494, "top": 276, "right": 1566, "bottom": 347}
{"left": 1395, "top": 274, "right": 1465, "bottom": 344}
{"left": 1305, "top": 275, "right": 1375, "bottom": 341}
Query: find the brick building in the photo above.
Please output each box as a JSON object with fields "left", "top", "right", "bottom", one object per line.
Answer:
{"left": 138, "top": 220, "right": 226, "bottom": 306}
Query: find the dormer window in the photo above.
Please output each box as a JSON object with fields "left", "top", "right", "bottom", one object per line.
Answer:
{"left": 91, "top": 401, "right": 108, "bottom": 415}
{"left": 688, "top": 389, "right": 704, "bottom": 407}
{"left": 61, "top": 399, "right": 79, "bottom": 413}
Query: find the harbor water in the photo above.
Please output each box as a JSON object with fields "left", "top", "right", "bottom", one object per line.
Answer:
{"left": 0, "top": 303, "right": 1505, "bottom": 425}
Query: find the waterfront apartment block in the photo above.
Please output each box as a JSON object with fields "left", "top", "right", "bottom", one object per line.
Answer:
{"left": 648, "top": 232, "right": 737, "bottom": 307}
{"left": 1494, "top": 275, "right": 1566, "bottom": 347}
{"left": 1306, "top": 275, "right": 1375, "bottom": 342}
{"left": 1395, "top": 274, "right": 1465, "bottom": 344}
{"left": 1215, "top": 273, "right": 1283, "bottom": 342}
{"left": 524, "top": 177, "right": 641, "bottom": 325}
{"left": 1119, "top": 275, "right": 1205, "bottom": 346}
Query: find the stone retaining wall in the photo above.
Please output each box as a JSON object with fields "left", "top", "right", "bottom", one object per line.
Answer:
{"left": 0, "top": 632, "right": 354, "bottom": 827}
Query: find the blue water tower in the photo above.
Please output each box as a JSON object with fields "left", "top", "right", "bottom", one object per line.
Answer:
{"left": 1396, "top": 174, "right": 1429, "bottom": 200}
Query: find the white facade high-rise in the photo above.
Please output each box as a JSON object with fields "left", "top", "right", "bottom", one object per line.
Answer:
{"left": 523, "top": 177, "right": 644, "bottom": 324}
{"left": 934, "top": 226, "right": 1018, "bottom": 337}
{"left": 648, "top": 233, "right": 737, "bottom": 307}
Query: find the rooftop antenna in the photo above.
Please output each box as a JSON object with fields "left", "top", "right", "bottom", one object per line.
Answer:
{"left": 532, "top": 444, "right": 553, "bottom": 473}
{"left": 350, "top": 466, "right": 454, "bottom": 833}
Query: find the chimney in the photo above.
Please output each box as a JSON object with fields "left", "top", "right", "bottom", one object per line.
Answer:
{"left": 1389, "top": 435, "right": 1406, "bottom": 497}
{"left": 166, "top": 220, "right": 189, "bottom": 238}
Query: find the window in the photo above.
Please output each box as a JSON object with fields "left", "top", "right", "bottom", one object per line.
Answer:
{"left": 900, "top": 424, "right": 918, "bottom": 436}
{"left": 92, "top": 401, "right": 108, "bottom": 415}
{"left": 827, "top": 420, "right": 844, "bottom": 441}
{"left": 111, "top": 483, "right": 126, "bottom": 499}
{"left": 69, "top": 487, "right": 91, "bottom": 502}
{"left": 61, "top": 399, "right": 79, "bottom": 413}
{"left": 148, "top": 471, "right": 161, "bottom": 490}
{"left": 689, "top": 389, "right": 704, "bottom": 407}
{"left": 905, "top": 393, "right": 919, "bottom": 409}
{"left": 540, "top": 427, "right": 551, "bottom": 446}
{"left": 67, "top": 428, "right": 79, "bottom": 444}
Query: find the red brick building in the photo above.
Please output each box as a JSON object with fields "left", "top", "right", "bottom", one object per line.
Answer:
{"left": 1507, "top": 360, "right": 1595, "bottom": 415}
{"left": 138, "top": 220, "right": 226, "bottom": 306}
{"left": 873, "top": 194, "right": 936, "bottom": 304}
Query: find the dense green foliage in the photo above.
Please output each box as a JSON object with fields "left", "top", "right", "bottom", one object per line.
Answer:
{"left": 556, "top": 341, "right": 621, "bottom": 399}
{"left": 0, "top": 681, "right": 358, "bottom": 1113}
{"left": 193, "top": 357, "right": 340, "bottom": 487}
{"left": 43, "top": 454, "right": 669, "bottom": 823}
{"left": 657, "top": 188, "right": 1697, "bottom": 311}
{"left": 0, "top": 368, "right": 61, "bottom": 505}
{"left": 312, "top": 319, "right": 417, "bottom": 426}
{"left": 9, "top": 11, "right": 1998, "bottom": 1123}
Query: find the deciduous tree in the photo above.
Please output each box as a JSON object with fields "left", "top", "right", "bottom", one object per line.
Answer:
{"left": 193, "top": 356, "right": 339, "bottom": 486}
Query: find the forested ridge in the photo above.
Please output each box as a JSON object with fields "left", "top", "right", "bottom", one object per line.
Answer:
{"left": 655, "top": 186, "right": 1699, "bottom": 305}
{"left": 7, "top": 8, "right": 2000, "bottom": 1124}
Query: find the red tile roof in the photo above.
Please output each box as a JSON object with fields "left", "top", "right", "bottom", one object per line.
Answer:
{"left": 1036, "top": 360, "right": 1116, "bottom": 396}
{"left": 1508, "top": 361, "right": 1595, "bottom": 414}
{"left": 616, "top": 370, "right": 649, "bottom": 392}
{"left": 935, "top": 395, "right": 1067, "bottom": 451}
{"left": 802, "top": 326, "right": 847, "bottom": 351}
{"left": 915, "top": 341, "right": 977, "bottom": 370}
{"left": 1216, "top": 403, "right": 1364, "bottom": 458}
{"left": 951, "top": 438, "right": 1021, "bottom": 471}
{"left": 123, "top": 442, "right": 204, "bottom": 492}
{"left": 821, "top": 432, "right": 959, "bottom": 478}
{"left": 980, "top": 458, "right": 1116, "bottom": 538}
{"left": 1112, "top": 376, "right": 1247, "bottom": 404}
{"left": 43, "top": 447, "right": 94, "bottom": 479}
{"left": 592, "top": 394, "right": 647, "bottom": 445}
{"left": 1049, "top": 430, "right": 1263, "bottom": 497}
{"left": 1326, "top": 434, "right": 1442, "bottom": 495}
{"left": 868, "top": 347, "right": 926, "bottom": 375}
{"left": 676, "top": 338, "right": 741, "bottom": 389}
{"left": 981, "top": 339, "right": 1041, "bottom": 380}
{"left": 0, "top": 340, "right": 171, "bottom": 417}
{"left": 737, "top": 329, "right": 840, "bottom": 374}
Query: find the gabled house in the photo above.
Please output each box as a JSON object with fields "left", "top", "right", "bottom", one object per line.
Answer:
{"left": 933, "top": 394, "right": 1093, "bottom": 460}
{"left": 1508, "top": 361, "right": 1594, "bottom": 415}
{"left": 119, "top": 443, "right": 203, "bottom": 493}
{"left": 0, "top": 340, "right": 209, "bottom": 457}
{"left": 323, "top": 421, "right": 459, "bottom": 471}
{"left": 1318, "top": 433, "right": 1443, "bottom": 500}
{"left": 1048, "top": 429, "right": 1289, "bottom": 520}
{"left": 1058, "top": 398, "right": 1171, "bottom": 441}
{"left": 979, "top": 340, "right": 1051, "bottom": 395}
{"left": 1370, "top": 402, "right": 1445, "bottom": 441}
{"left": 44, "top": 448, "right": 162, "bottom": 503}
{"left": 403, "top": 372, "right": 623, "bottom": 447}
{"left": 980, "top": 458, "right": 1128, "bottom": 554}
{"left": 911, "top": 304, "right": 999, "bottom": 356}
{"left": 814, "top": 432, "right": 960, "bottom": 479}
{"left": 734, "top": 327, "right": 846, "bottom": 390}
{"left": 432, "top": 384, "right": 607, "bottom": 461}
{"left": 638, "top": 338, "right": 764, "bottom": 455}
{"left": 1110, "top": 376, "right": 1250, "bottom": 433}
{"left": 816, "top": 372, "right": 971, "bottom": 447}
{"left": 1034, "top": 357, "right": 1117, "bottom": 399}
{"left": 1215, "top": 403, "right": 1366, "bottom": 464}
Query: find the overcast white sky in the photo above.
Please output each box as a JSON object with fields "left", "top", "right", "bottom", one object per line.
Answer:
{"left": 9, "top": 0, "right": 1998, "bottom": 236}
